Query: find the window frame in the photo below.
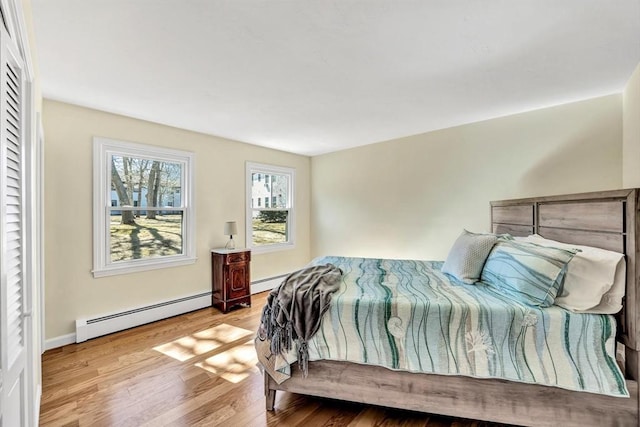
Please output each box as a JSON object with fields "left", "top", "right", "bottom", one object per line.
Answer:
{"left": 92, "top": 137, "right": 196, "bottom": 278}
{"left": 245, "top": 162, "right": 295, "bottom": 253}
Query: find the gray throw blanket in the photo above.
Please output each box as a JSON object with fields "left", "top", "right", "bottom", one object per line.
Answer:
{"left": 258, "top": 263, "right": 342, "bottom": 377}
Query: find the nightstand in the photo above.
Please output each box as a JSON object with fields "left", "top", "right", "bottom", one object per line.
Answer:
{"left": 211, "top": 248, "right": 251, "bottom": 313}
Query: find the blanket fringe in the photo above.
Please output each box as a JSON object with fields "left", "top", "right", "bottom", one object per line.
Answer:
{"left": 271, "top": 329, "right": 281, "bottom": 356}
{"left": 286, "top": 322, "right": 294, "bottom": 351}
{"left": 262, "top": 305, "right": 272, "bottom": 337}
{"left": 298, "top": 340, "right": 309, "bottom": 377}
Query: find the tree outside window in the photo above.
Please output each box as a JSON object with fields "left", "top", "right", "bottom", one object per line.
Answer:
{"left": 93, "top": 138, "right": 195, "bottom": 277}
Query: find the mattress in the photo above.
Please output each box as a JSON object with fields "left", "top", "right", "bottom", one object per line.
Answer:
{"left": 273, "top": 256, "right": 628, "bottom": 397}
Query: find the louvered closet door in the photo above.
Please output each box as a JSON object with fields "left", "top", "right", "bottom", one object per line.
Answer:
{"left": 0, "top": 21, "right": 27, "bottom": 427}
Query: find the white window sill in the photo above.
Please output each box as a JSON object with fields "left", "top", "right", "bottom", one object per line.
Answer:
{"left": 249, "top": 243, "right": 296, "bottom": 255}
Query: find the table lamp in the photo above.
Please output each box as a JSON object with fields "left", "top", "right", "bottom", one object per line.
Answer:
{"left": 224, "top": 221, "right": 238, "bottom": 250}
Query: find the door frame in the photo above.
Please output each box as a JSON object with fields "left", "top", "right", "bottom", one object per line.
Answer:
{"left": 0, "top": 0, "right": 41, "bottom": 425}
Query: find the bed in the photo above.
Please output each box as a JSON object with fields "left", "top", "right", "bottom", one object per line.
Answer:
{"left": 261, "top": 189, "right": 640, "bottom": 426}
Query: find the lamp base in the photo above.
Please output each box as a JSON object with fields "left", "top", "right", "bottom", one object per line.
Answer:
{"left": 225, "top": 237, "right": 236, "bottom": 250}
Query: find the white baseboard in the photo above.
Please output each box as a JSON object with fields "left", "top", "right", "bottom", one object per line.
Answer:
{"left": 44, "top": 275, "right": 288, "bottom": 351}
{"left": 44, "top": 333, "right": 76, "bottom": 351}
{"left": 251, "top": 274, "right": 286, "bottom": 294}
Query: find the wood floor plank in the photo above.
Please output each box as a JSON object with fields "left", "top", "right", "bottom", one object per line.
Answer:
{"left": 41, "top": 291, "right": 506, "bottom": 426}
{"left": 298, "top": 400, "right": 361, "bottom": 426}
{"left": 266, "top": 394, "right": 323, "bottom": 426}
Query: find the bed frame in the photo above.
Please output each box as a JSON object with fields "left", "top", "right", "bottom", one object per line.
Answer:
{"left": 263, "top": 189, "right": 640, "bottom": 426}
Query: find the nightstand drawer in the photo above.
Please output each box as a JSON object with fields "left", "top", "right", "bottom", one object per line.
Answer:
{"left": 226, "top": 251, "right": 250, "bottom": 264}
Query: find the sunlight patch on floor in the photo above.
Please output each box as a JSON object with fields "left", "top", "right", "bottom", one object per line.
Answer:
{"left": 195, "top": 340, "right": 259, "bottom": 383}
{"left": 153, "top": 324, "right": 254, "bottom": 361}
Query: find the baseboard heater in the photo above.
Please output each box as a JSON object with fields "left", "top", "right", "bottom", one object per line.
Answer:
{"left": 75, "top": 291, "right": 212, "bottom": 343}
{"left": 251, "top": 274, "right": 287, "bottom": 293}
{"left": 74, "top": 275, "right": 286, "bottom": 343}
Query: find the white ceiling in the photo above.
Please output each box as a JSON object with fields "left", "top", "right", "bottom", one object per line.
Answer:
{"left": 31, "top": 1, "right": 640, "bottom": 156}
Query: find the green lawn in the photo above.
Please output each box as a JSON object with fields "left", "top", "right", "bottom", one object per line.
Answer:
{"left": 252, "top": 219, "right": 287, "bottom": 245}
{"left": 110, "top": 216, "right": 285, "bottom": 260}
{"left": 110, "top": 214, "right": 183, "bottom": 262}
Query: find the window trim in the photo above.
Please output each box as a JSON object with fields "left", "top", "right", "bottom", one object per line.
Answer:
{"left": 245, "top": 162, "right": 295, "bottom": 254}
{"left": 92, "top": 137, "right": 196, "bottom": 278}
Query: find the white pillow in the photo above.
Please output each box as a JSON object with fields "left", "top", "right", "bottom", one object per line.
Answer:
{"left": 518, "top": 234, "right": 625, "bottom": 314}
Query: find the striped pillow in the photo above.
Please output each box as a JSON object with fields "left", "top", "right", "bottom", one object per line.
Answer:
{"left": 480, "top": 240, "right": 577, "bottom": 307}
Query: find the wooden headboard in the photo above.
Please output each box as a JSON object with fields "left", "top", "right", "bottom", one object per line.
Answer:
{"left": 491, "top": 189, "right": 640, "bottom": 380}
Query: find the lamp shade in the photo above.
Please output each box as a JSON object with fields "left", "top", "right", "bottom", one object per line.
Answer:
{"left": 224, "top": 221, "right": 238, "bottom": 236}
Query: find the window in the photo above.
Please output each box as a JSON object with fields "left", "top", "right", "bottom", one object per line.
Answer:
{"left": 246, "top": 162, "right": 295, "bottom": 252}
{"left": 93, "top": 137, "right": 195, "bottom": 277}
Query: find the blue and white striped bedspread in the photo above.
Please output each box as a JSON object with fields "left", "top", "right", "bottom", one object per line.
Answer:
{"left": 297, "top": 256, "right": 628, "bottom": 397}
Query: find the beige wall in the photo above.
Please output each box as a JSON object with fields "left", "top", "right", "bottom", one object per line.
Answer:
{"left": 623, "top": 62, "right": 640, "bottom": 187}
{"left": 311, "top": 95, "right": 623, "bottom": 261}
{"left": 43, "top": 91, "right": 629, "bottom": 339}
{"left": 43, "top": 100, "right": 311, "bottom": 339}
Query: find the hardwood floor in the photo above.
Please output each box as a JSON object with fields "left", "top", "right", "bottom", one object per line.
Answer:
{"left": 40, "top": 292, "right": 505, "bottom": 427}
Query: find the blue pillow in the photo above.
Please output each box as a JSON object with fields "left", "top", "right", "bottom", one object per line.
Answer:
{"left": 480, "top": 240, "right": 577, "bottom": 307}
